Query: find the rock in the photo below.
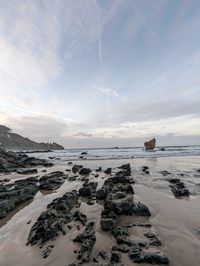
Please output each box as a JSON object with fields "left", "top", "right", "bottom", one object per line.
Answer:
{"left": 144, "top": 231, "right": 161, "bottom": 246}
{"left": 160, "top": 170, "right": 171, "bottom": 176}
{"left": 132, "top": 202, "right": 151, "bottom": 216}
{"left": 79, "top": 168, "right": 92, "bottom": 175}
{"left": 68, "top": 176, "right": 77, "bottom": 181}
{"left": 68, "top": 162, "right": 73, "bottom": 165}
{"left": 17, "top": 168, "right": 38, "bottom": 175}
{"left": 168, "top": 178, "right": 180, "bottom": 184}
{"left": 41, "top": 169, "right": 47, "bottom": 173}
{"left": 110, "top": 250, "right": 121, "bottom": 263}
{"left": 72, "top": 165, "right": 83, "bottom": 173}
{"left": 39, "top": 171, "right": 66, "bottom": 190}
{"left": 0, "top": 149, "right": 53, "bottom": 173}
{"left": 81, "top": 152, "right": 87, "bottom": 155}
{"left": 27, "top": 190, "right": 79, "bottom": 245}
{"left": 101, "top": 216, "right": 117, "bottom": 231}
{"left": 79, "top": 182, "right": 98, "bottom": 198}
{"left": 118, "top": 163, "right": 131, "bottom": 175}
{"left": 160, "top": 147, "right": 165, "bottom": 151}
{"left": 73, "top": 211, "right": 87, "bottom": 225}
{"left": 128, "top": 242, "right": 169, "bottom": 264}
{"left": 170, "top": 180, "right": 189, "bottom": 197}
{"left": 95, "top": 167, "right": 102, "bottom": 172}
{"left": 144, "top": 138, "right": 156, "bottom": 150}
{"left": 73, "top": 222, "right": 96, "bottom": 263}
{"left": 143, "top": 252, "right": 169, "bottom": 264}
{"left": 93, "top": 250, "right": 108, "bottom": 263}
{"left": 105, "top": 192, "right": 134, "bottom": 215}
{"left": 0, "top": 177, "right": 38, "bottom": 219}
{"left": 105, "top": 168, "right": 112, "bottom": 174}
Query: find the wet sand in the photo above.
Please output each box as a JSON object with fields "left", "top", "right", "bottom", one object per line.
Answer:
{"left": 0, "top": 156, "right": 200, "bottom": 266}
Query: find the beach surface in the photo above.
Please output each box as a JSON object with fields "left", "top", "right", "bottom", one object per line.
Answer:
{"left": 0, "top": 156, "right": 200, "bottom": 266}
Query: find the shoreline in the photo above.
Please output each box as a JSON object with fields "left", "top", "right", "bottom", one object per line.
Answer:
{"left": 0, "top": 156, "right": 200, "bottom": 265}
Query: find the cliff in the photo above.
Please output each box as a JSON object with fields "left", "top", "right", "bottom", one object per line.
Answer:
{"left": 0, "top": 125, "right": 64, "bottom": 151}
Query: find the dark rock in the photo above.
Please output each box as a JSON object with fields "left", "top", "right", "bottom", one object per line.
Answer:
{"left": 72, "top": 165, "right": 83, "bottom": 173}
{"left": 132, "top": 202, "right": 151, "bottom": 216}
{"left": 160, "top": 170, "right": 171, "bottom": 176}
{"left": 160, "top": 148, "right": 165, "bottom": 151}
{"left": 79, "top": 168, "right": 92, "bottom": 175}
{"left": 144, "top": 231, "right": 161, "bottom": 246}
{"left": 73, "top": 211, "right": 87, "bottom": 225}
{"left": 41, "top": 169, "right": 47, "bottom": 173}
{"left": 128, "top": 242, "right": 169, "bottom": 264}
{"left": 68, "top": 176, "right": 77, "bottom": 181}
{"left": 105, "top": 168, "right": 112, "bottom": 174}
{"left": 39, "top": 171, "right": 66, "bottom": 190}
{"left": 0, "top": 149, "right": 53, "bottom": 173}
{"left": 79, "top": 182, "right": 98, "bottom": 198}
{"left": 17, "top": 168, "right": 38, "bottom": 174}
{"left": 81, "top": 152, "right": 87, "bottom": 155}
{"left": 68, "top": 162, "right": 73, "bottom": 165}
{"left": 168, "top": 178, "right": 180, "bottom": 184}
{"left": 169, "top": 180, "right": 189, "bottom": 197}
{"left": 110, "top": 250, "right": 121, "bottom": 263}
{"left": 93, "top": 250, "right": 108, "bottom": 263}
{"left": 95, "top": 167, "right": 102, "bottom": 172}
{"left": 143, "top": 252, "right": 169, "bottom": 264}
{"left": 118, "top": 163, "right": 131, "bottom": 175}
{"left": 0, "top": 177, "right": 38, "bottom": 219}
{"left": 73, "top": 222, "right": 96, "bottom": 263}
{"left": 27, "top": 190, "right": 79, "bottom": 245}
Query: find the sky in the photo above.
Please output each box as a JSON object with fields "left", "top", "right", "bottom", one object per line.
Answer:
{"left": 0, "top": 0, "right": 200, "bottom": 148}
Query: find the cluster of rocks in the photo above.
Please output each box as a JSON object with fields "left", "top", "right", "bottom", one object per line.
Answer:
{"left": 0, "top": 176, "right": 38, "bottom": 219}
{"left": 111, "top": 225, "right": 169, "bottom": 264}
{"left": 142, "top": 166, "right": 150, "bottom": 175}
{"left": 169, "top": 178, "right": 189, "bottom": 197}
{"left": 0, "top": 149, "right": 53, "bottom": 173}
{"left": 97, "top": 164, "right": 150, "bottom": 232}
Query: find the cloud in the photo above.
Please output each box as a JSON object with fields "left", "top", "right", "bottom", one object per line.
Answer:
{"left": 73, "top": 132, "right": 93, "bottom": 138}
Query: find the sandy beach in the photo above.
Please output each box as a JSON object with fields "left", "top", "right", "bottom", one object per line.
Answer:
{"left": 0, "top": 155, "right": 200, "bottom": 266}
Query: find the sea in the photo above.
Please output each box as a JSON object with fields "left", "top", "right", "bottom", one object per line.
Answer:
{"left": 27, "top": 145, "right": 200, "bottom": 163}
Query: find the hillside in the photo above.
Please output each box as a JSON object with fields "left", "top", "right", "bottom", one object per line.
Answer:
{"left": 0, "top": 125, "right": 64, "bottom": 151}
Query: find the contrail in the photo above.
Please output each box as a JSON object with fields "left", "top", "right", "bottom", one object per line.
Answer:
{"left": 128, "top": 0, "right": 158, "bottom": 41}
{"left": 93, "top": 0, "right": 106, "bottom": 75}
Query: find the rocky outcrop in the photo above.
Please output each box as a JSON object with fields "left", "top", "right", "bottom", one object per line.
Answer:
{"left": 0, "top": 176, "right": 39, "bottom": 219}
{"left": 0, "top": 149, "right": 52, "bottom": 173}
{"left": 0, "top": 125, "right": 64, "bottom": 151}
{"left": 27, "top": 190, "right": 79, "bottom": 245}
{"left": 144, "top": 138, "right": 156, "bottom": 150}
{"left": 39, "top": 171, "right": 67, "bottom": 190}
